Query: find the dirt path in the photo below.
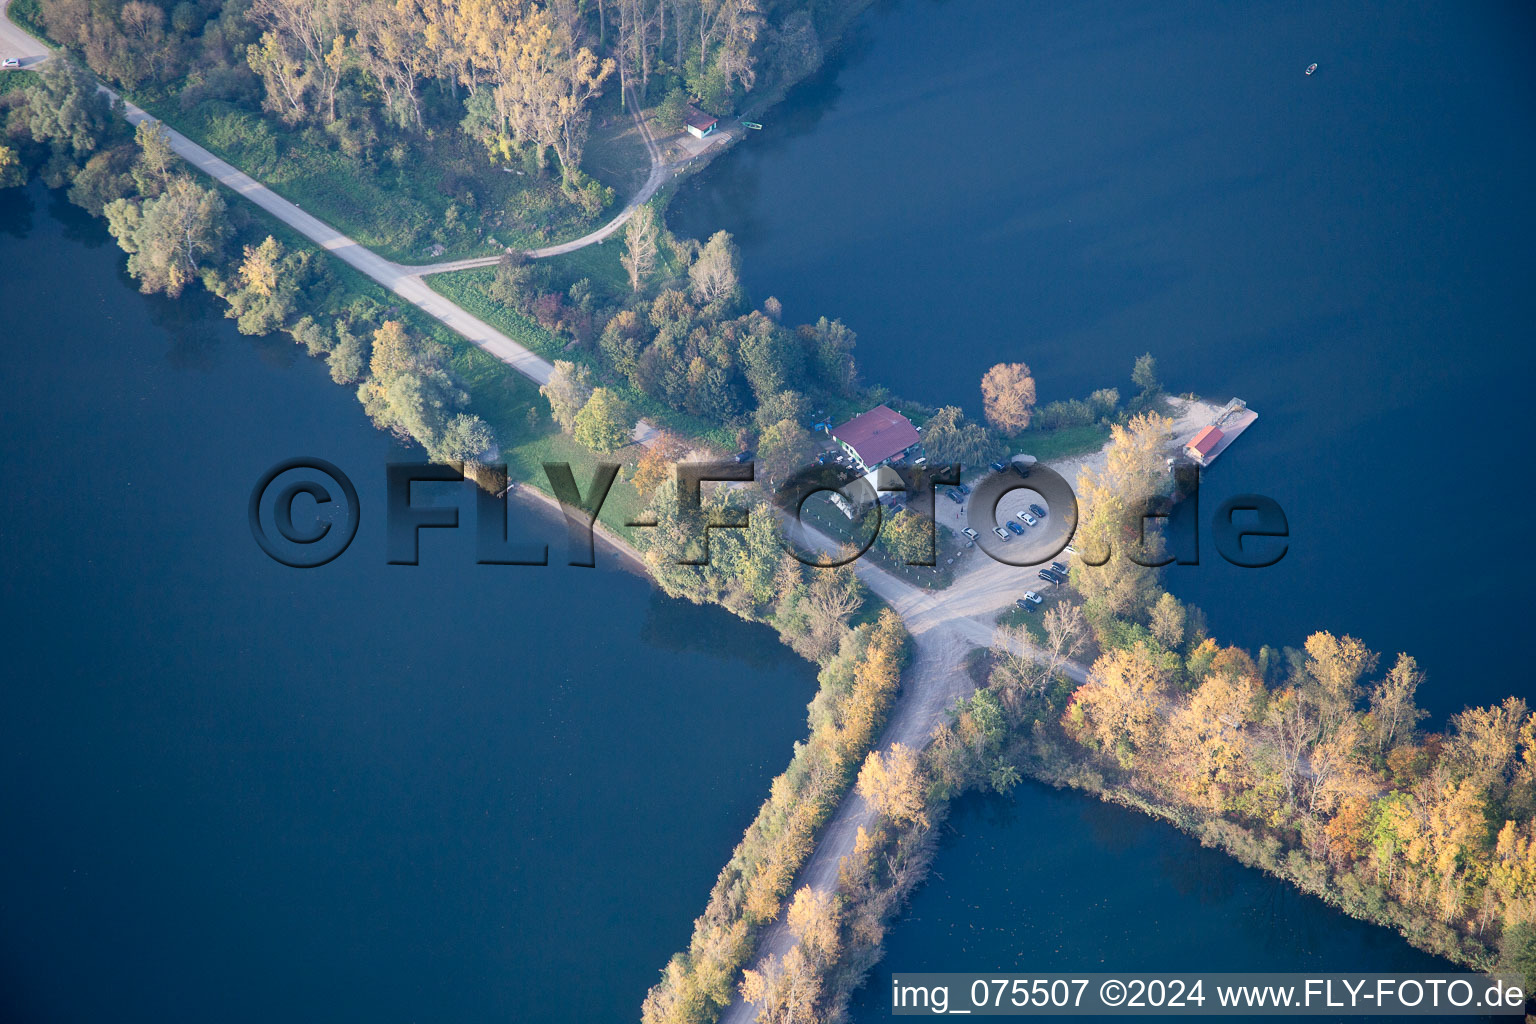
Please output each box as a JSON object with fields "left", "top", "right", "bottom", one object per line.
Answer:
{"left": 406, "top": 85, "right": 729, "bottom": 275}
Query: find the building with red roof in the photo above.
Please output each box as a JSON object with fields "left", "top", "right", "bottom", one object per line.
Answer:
{"left": 831, "top": 405, "right": 922, "bottom": 472}
{"left": 685, "top": 107, "right": 719, "bottom": 140}
{"left": 1185, "top": 425, "right": 1224, "bottom": 464}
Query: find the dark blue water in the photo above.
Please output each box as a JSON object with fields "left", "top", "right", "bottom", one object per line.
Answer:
{"left": 674, "top": 0, "right": 1536, "bottom": 722}
{"left": 0, "top": 183, "right": 820, "bottom": 1023}
{"left": 848, "top": 788, "right": 1484, "bottom": 1022}
{"left": 669, "top": 0, "right": 1535, "bottom": 1010}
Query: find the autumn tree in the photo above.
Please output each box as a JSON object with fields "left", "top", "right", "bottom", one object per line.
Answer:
{"left": 621, "top": 202, "right": 662, "bottom": 291}
{"left": 689, "top": 230, "right": 740, "bottom": 307}
{"left": 245, "top": 0, "right": 347, "bottom": 124}
{"left": 357, "top": 320, "right": 469, "bottom": 450}
{"left": 1064, "top": 642, "right": 1167, "bottom": 768}
{"left": 980, "top": 361, "right": 1038, "bottom": 432}
{"left": 1366, "top": 654, "right": 1428, "bottom": 754}
{"left": 1149, "top": 591, "right": 1186, "bottom": 650}
{"left": 1070, "top": 412, "right": 1173, "bottom": 617}
{"left": 130, "top": 120, "right": 175, "bottom": 197}
{"left": 857, "top": 743, "right": 928, "bottom": 827}
{"left": 1165, "top": 668, "right": 1263, "bottom": 811}
{"left": 785, "top": 886, "right": 841, "bottom": 965}
{"left": 739, "top": 946, "right": 820, "bottom": 1024}
{"left": 1303, "top": 631, "right": 1379, "bottom": 733}
{"left": 794, "top": 563, "right": 864, "bottom": 662}
{"left": 632, "top": 430, "right": 690, "bottom": 499}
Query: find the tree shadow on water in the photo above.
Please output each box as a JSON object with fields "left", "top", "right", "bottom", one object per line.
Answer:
{"left": 0, "top": 185, "right": 35, "bottom": 238}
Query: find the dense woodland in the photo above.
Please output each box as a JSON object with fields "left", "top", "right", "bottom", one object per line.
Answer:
{"left": 14, "top": 0, "right": 855, "bottom": 255}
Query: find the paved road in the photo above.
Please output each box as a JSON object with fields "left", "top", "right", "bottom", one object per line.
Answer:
{"left": 0, "top": 5, "right": 674, "bottom": 442}
{"left": 0, "top": 0, "right": 49, "bottom": 66}
{"left": 0, "top": 10, "right": 1155, "bottom": 1019}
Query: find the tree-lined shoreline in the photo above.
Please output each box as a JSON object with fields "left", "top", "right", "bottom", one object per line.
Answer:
{"left": 5, "top": 3, "right": 1536, "bottom": 1023}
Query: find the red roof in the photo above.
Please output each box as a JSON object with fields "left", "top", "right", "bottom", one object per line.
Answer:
{"left": 832, "top": 405, "right": 921, "bottom": 467}
{"left": 1188, "top": 425, "right": 1224, "bottom": 457}
{"left": 685, "top": 106, "right": 718, "bottom": 131}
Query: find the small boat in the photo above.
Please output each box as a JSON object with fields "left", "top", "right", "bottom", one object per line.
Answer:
{"left": 739, "top": 120, "right": 764, "bottom": 130}
{"left": 1305, "top": 63, "right": 1318, "bottom": 75}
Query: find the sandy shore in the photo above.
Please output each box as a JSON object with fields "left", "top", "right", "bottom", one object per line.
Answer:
{"left": 1048, "top": 395, "right": 1226, "bottom": 490}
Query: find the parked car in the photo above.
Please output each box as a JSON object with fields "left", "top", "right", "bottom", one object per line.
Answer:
{"left": 1051, "top": 561, "right": 1069, "bottom": 574}
{"left": 1029, "top": 503, "right": 1047, "bottom": 518}
{"left": 1023, "top": 591, "right": 1043, "bottom": 604}
{"left": 1038, "top": 570, "right": 1058, "bottom": 583}
{"left": 1021, "top": 513, "right": 1038, "bottom": 527}
{"left": 1010, "top": 462, "right": 1031, "bottom": 478}
{"left": 993, "top": 527, "right": 1010, "bottom": 540}
{"left": 2, "top": 59, "right": 20, "bottom": 69}
{"left": 989, "top": 461, "right": 1007, "bottom": 473}
{"left": 962, "top": 527, "right": 979, "bottom": 540}
{"left": 946, "top": 490, "right": 965, "bottom": 505}
{"left": 1015, "top": 598, "right": 1035, "bottom": 612}
{"left": 1006, "top": 521, "right": 1025, "bottom": 536}
{"left": 956, "top": 482, "right": 972, "bottom": 495}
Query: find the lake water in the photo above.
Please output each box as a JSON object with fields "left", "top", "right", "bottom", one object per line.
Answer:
{"left": 847, "top": 788, "right": 1485, "bottom": 1022}
{"left": 673, "top": 0, "right": 1536, "bottom": 722}
{"left": 669, "top": 0, "right": 1535, "bottom": 1012}
{"left": 6, "top": 0, "right": 1531, "bottom": 1013}
{"left": 0, "top": 183, "right": 820, "bottom": 1022}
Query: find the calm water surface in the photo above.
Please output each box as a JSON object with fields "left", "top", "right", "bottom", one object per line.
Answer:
{"left": 670, "top": 0, "right": 1535, "bottom": 1011}
{"left": 847, "top": 789, "right": 1486, "bottom": 1023}
{"left": 0, "top": 183, "right": 818, "bottom": 1022}
{"left": 674, "top": 0, "right": 1536, "bottom": 721}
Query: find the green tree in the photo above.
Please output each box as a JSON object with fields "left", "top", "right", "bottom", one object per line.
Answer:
{"left": 21, "top": 58, "right": 118, "bottom": 186}
{"left": 436, "top": 413, "right": 497, "bottom": 466}
{"left": 656, "top": 87, "right": 689, "bottom": 131}
{"left": 800, "top": 317, "right": 858, "bottom": 397}
{"left": 573, "top": 387, "right": 633, "bottom": 453}
{"left": 758, "top": 417, "right": 814, "bottom": 484}
{"left": 103, "top": 177, "right": 229, "bottom": 298}
{"left": 539, "top": 359, "right": 594, "bottom": 433}
{"left": 0, "top": 146, "right": 25, "bottom": 190}
{"left": 1132, "top": 351, "right": 1161, "bottom": 395}
{"left": 920, "top": 406, "right": 997, "bottom": 467}
{"left": 329, "top": 323, "right": 369, "bottom": 384}
{"left": 130, "top": 119, "right": 176, "bottom": 197}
